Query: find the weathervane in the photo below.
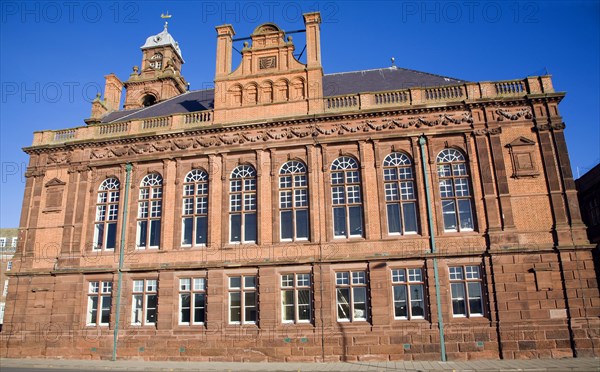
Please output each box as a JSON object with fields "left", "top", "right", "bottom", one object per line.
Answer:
{"left": 161, "top": 11, "right": 172, "bottom": 29}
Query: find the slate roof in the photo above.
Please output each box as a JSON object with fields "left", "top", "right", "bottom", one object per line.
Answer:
{"left": 101, "top": 67, "right": 464, "bottom": 123}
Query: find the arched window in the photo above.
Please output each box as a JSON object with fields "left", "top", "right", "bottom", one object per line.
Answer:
{"left": 137, "top": 173, "right": 163, "bottom": 248}
{"left": 94, "top": 178, "right": 120, "bottom": 250}
{"left": 383, "top": 153, "right": 418, "bottom": 235}
{"left": 230, "top": 165, "right": 257, "bottom": 243}
{"left": 437, "top": 149, "right": 474, "bottom": 232}
{"left": 142, "top": 94, "right": 156, "bottom": 107}
{"left": 331, "top": 156, "right": 363, "bottom": 238}
{"left": 279, "top": 161, "right": 309, "bottom": 241}
{"left": 182, "top": 169, "right": 209, "bottom": 246}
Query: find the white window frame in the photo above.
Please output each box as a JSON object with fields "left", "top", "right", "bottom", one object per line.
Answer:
{"left": 181, "top": 170, "right": 209, "bottom": 248}
{"left": 131, "top": 279, "right": 158, "bottom": 326}
{"left": 383, "top": 153, "right": 419, "bottom": 236}
{"left": 6, "top": 261, "right": 12, "bottom": 271}
{"left": 229, "top": 165, "right": 257, "bottom": 244}
{"left": 437, "top": 149, "right": 475, "bottom": 233}
{"left": 228, "top": 275, "right": 257, "bottom": 325}
{"left": 449, "top": 265, "right": 484, "bottom": 318}
{"left": 136, "top": 174, "right": 163, "bottom": 249}
{"left": 86, "top": 281, "right": 112, "bottom": 326}
{"left": 391, "top": 268, "right": 426, "bottom": 320}
{"left": 335, "top": 271, "right": 368, "bottom": 322}
{"left": 178, "top": 278, "right": 207, "bottom": 325}
{"left": 0, "top": 238, "right": 6, "bottom": 247}
{"left": 11, "top": 237, "right": 17, "bottom": 248}
{"left": 93, "top": 178, "right": 120, "bottom": 251}
{"left": 279, "top": 161, "right": 310, "bottom": 242}
{"left": 281, "top": 273, "right": 312, "bottom": 324}
{"left": 2, "top": 279, "right": 8, "bottom": 297}
{"left": 331, "top": 157, "right": 364, "bottom": 239}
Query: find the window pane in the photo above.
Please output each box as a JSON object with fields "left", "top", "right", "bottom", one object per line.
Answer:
{"left": 336, "top": 288, "right": 350, "bottom": 320}
{"left": 387, "top": 204, "right": 401, "bottom": 234}
{"left": 442, "top": 200, "right": 457, "bottom": 231}
{"left": 244, "top": 213, "right": 257, "bottom": 242}
{"left": 146, "top": 295, "right": 157, "bottom": 323}
{"left": 229, "top": 292, "right": 241, "bottom": 322}
{"left": 137, "top": 221, "right": 147, "bottom": 247}
{"left": 298, "top": 288, "right": 311, "bottom": 321}
{"left": 194, "top": 293, "right": 205, "bottom": 323}
{"left": 94, "top": 224, "right": 104, "bottom": 249}
{"left": 349, "top": 206, "right": 363, "bottom": 236}
{"left": 88, "top": 296, "right": 98, "bottom": 324}
{"left": 458, "top": 199, "right": 474, "bottom": 229}
{"left": 244, "top": 292, "right": 257, "bottom": 322}
{"left": 468, "top": 282, "right": 483, "bottom": 315}
{"left": 411, "top": 285, "right": 425, "bottom": 317}
{"left": 180, "top": 294, "right": 191, "bottom": 323}
{"left": 451, "top": 283, "right": 466, "bottom": 316}
{"left": 244, "top": 276, "right": 256, "bottom": 288}
{"left": 182, "top": 217, "right": 193, "bottom": 245}
{"left": 106, "top": 223, "right": 117, "bottom": 249}
{"left": 132, "top": 294, "right": 143, "bottom": 324}
{"left": 403, "top": 202, "right": 418, "bottom": 233}
{"left": 282, "top": 290, "right": 294, "bottom": 321}
{"left": 333, "top": 207, "right": 346, "bottom": 237}
{"left": 281, "top": 211, "right": 293, "bottom": 240}
{"left": 295, "top": 210, "right": 309, "bottom": 239}
{"left": 196, "top": 216, "right": 208, "bottom": 245}
{"left": 101, "top": 296, "right": 111, "bottom": 324}
{"left": 229, "top": 277, "right": 241, "bottom": 288}
{"left": 149, "top": 220, "right": 161, "bottom": 247}
{"left": 230, "top": 214, "right": 241, "bottom": 242}
{"left": 353, "top": 287, "right": 367, "bottom": 320}
{"left": 393, "top": 286, "right": 407, "bottom": 318}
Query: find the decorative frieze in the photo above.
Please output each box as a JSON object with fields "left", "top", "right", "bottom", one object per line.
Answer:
{"left": 86, "top": 112, "right": 473, "bottom": 159}
{"left": 496, "top": 108, "right": 533, "bottom": 121}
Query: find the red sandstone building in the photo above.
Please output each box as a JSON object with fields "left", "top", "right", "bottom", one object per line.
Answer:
{"left": 1, "top": 12, "right": 598, "bottom": 362}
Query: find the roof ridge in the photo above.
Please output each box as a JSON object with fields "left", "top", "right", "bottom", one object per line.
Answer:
{"left": 324, "top": 66, "right": 464, "bottom": 82}
{"left": 107, "top": 90, "right": 194, "bottom": 123}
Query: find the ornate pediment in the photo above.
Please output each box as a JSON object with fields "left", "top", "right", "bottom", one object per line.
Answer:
{"left": 44, "top": 178, "right": 66, "bottom": 187}
{"left": 506, "top": 137, "right": 536, "bottom": 147}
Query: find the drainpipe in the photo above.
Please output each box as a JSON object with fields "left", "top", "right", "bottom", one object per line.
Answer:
{"left": 418, "top": 135, "right": 447, "bottom": 362}
{"left": 112, "top": 163, "right": 132, "bottom": 361}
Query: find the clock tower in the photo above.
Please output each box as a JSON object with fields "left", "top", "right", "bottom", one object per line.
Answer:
{"left": 123, "top": 22, "right": 188, "bottom": 109}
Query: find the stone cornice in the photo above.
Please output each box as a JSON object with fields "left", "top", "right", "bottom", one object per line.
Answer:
{"left": 23, "top": 94, "right": 546, "bottom": 158}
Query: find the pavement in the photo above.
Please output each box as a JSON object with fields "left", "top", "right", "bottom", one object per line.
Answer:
{"left": 0, "top": 357, "right": 599, "bottom": 372}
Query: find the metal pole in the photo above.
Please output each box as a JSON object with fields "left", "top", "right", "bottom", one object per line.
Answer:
{"left": 418, "top": 135, "right": 447, "bottom": 362}
{"left": 112, "top": 163, "right": 132, "bottom": 361}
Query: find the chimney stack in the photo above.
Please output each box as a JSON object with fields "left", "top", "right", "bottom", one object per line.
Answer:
{"left": 104, "top": 74, "right": 124, "bottom": 111}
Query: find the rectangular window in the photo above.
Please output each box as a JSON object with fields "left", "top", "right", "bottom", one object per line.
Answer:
{"left": 6, "top": 261, "right": 12, "bottom": 271}
{"left": 11, "top": 237, "right": 17, "bottom": 248}
{"left": 132, "top": 279, "right": 158, "bottom": 325}
{"left": 3, "top": 279, "right": 8, "bottom": 297}
{"left": 87, "top": 281, "right": 112, "bottom": 326}
{"left": 281, "top": 273, "right": 312, "bottom": 323}
{"left": 336, "top": 271, "right": 368, "bottom": 322}
{"left": 449, "top": 265, "right": 484, "bottom": 317}
{"left": 391, "top": 268, "right": 425, "bottom": 320}
{"left": 179, "top": 278, "right": 206, "bottom": 325}
{"left": 0, "top": 238, "right": 5, "bottom": 247}
{"left": 229, "top": 275, "right": 257, "bottom": 324}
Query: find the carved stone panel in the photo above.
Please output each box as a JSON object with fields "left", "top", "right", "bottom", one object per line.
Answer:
{"left": 506, "top": 137, "right": 540, "bottom": 178}
{"left": 43, "top": 178, "right": 66, "bottom": 212}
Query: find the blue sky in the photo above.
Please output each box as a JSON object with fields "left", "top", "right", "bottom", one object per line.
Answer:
{"left": 1, "top": 1, "right": 599, "bottom": 228}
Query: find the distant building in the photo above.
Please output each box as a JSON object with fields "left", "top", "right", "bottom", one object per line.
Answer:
{"left": 0, "top": 228, "right": 17, "bottom": 330}
{"left": 577, "top": 163, "right": 600, "bottom": 244}
{"left": 1, "top": 12, "right": 598, "bottom": 362}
